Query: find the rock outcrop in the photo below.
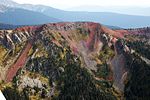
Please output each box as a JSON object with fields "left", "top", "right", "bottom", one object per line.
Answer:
{"left": 0, "top": 22, "right": 150, "bottom": 99}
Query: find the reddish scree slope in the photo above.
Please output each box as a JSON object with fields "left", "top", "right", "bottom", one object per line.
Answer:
{"left": 6, "top": 42, "right": 32, "bottom": 82}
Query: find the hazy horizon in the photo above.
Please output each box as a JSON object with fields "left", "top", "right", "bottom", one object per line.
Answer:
{"left": 11, "top": 0, "right": 150, "bottom": 16}
{"left": 66, "top": 5, "right": 150, "bottom": 16}
{"left": 13, "top": 0, "right": 150, "bottom": 10}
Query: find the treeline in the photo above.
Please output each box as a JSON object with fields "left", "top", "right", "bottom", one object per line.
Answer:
{"left": 127, "top": 41, "right": 150, "bottom": 59}
{"left": 25, "top": 35, "right": 116, "bottom": 99}
{"left": 124, "top": 53, "right": 150, "bottom": 99}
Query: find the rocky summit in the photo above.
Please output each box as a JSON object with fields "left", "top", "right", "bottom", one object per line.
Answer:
{"left": 0, "top": 22, "right": 150, "bottom": 100}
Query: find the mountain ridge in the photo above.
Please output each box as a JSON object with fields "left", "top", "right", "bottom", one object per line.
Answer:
{"left": 0, "top": 5, "right": 61, "bottom": 25}
{"left": 0, "top": 22, "right": 150, "bottom": 99}
{"left": 0, "top": 0, "right": 150, "bottom": 28}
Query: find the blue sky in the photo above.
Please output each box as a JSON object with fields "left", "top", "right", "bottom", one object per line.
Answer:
{"left": 13, "top": 0, "right": 150, "bottom": 9}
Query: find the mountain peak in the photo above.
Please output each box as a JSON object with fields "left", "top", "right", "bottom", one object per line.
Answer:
{"left": 14, "top": 22, "right": 123, "bottom": 39}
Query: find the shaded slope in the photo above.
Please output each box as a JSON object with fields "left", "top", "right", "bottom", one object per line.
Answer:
{"left": 0, "top": 5, "right": 61, "bottom": 25}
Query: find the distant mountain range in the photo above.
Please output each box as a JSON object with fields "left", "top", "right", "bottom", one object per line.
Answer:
{"left": 66, "top": 5, "right": 150, "bottom": 16}
{"left": 0, "top": 0, "right": 150, "bottom": 28}
{"left": 0, "top": 23, "right": 21, "bottom": 29}
{"left": 0, "top": 4, "right": 60, "bottom": 25}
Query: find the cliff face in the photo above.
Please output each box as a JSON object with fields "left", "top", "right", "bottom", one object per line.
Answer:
{"left": 0, "top": 22, "right": 150, "bottom": 99}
